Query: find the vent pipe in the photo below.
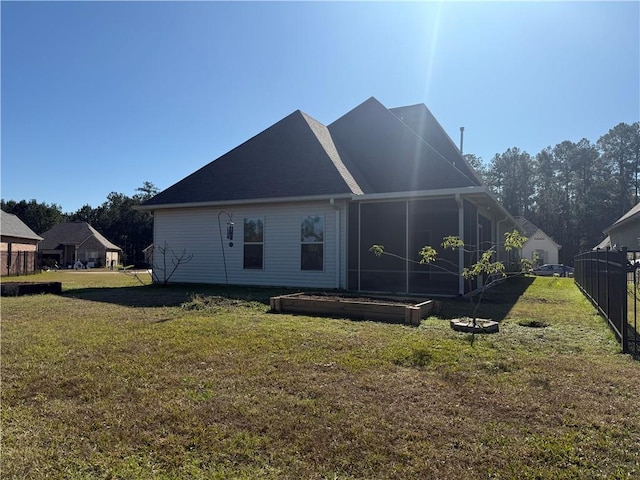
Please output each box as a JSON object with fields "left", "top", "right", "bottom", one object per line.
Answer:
{"left": 459, "top": 126, "right": 464, "bottom": 155}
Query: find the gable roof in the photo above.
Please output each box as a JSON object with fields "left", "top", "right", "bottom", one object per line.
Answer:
{"left": 514, "top": 216, "right": 561, "bottom": 248}
{"left": 39, "top": 222, "right": 121, "bottom": 251}
{"left": 0, "top": 210, "right": 43, "bottom": 241}
{"left": 142, "top": 97, "right": 486, "bottom": 209}
{"left": 605, "top": 202, "right": 640, "bottom": 233}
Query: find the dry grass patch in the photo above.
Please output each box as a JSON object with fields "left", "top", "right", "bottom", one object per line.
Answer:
{"left": 2, "top": 274, "right": 639, "bottom": 479}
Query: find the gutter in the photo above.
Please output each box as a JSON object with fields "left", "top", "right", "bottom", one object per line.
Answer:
{"left": 135, "top": 193, "right": 354, "bottom": 212}
{"left": 350, "top": 185, "right": 488, "bottom": 202}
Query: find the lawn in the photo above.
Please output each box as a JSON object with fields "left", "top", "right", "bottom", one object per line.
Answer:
{"left": 2, "top": 272, "right": 639, "bottom": 479}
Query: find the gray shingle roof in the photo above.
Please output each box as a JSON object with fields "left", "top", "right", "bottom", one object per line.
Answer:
{"left": 143, "top": 97, "right": 483, "bottom": 208}
{"left": 514, "top": 216, "right": 539, "bottom": 238}
{"left": 328, "top": 97, "right": 479, "bottom": 194}
{"left": 143, "top": 110, "right": 364, "bottom": 207}
{"left": 514, "top": 216, "right": 560, "bottom": 247}
{"left": 0, "top": 210, "right": 43, "bottom": 241}
{"left": 39, "top": 222, "right": 121, "bottom": 251}
{"left": 605, "top": 202, "right": 640, "bottom": 233}
{"left": 390, "top": 103, "right": 482, "bottom": 186}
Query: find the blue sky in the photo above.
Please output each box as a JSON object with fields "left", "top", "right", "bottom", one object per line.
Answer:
{"left": 2, "top": 1, "right": 638, "bottom": 213}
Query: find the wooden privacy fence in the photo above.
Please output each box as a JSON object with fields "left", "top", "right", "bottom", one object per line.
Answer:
{"left": 1, "top": 251, "right": 39, "bottom": 277}
{"left": 574, "top": 248, "right": 639, "bottom": 355}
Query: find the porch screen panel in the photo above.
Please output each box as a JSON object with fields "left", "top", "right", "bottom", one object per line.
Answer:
{"left": 479, "top": 214, "right": 492, "bottom": 252}
{"left": 463, "top": 199, "right": 478, "bottom": 262}
{"left": 359, "top": 202, "right": 406, "bottom": 292}
{"left": 408, "top": 199, "right": 460, "bottom": 294}
{"left": 463, "top": 200, "right": 478, "bottom": 294}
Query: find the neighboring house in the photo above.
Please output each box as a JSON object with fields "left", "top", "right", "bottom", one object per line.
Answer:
{"left": 39, "top": 222, "right": 122, "bottom": 268}
{"left": 514, "top": 216, "right": 561, "bottom": 266}
{"left": 0, "top": 210, "right": 43, "bottom": 276}
{"left": 139, "top": 97, "right": 519, "bottom": 295}
{"left": 593, "top": 236, "right": 611, "bottom": 250}
{"left": 603, "top": 202, "right": 640, "bottom": 251}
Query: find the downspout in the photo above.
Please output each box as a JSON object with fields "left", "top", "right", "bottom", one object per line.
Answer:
{"left": 456, "top": 193, "right": 464, "bottom": 295}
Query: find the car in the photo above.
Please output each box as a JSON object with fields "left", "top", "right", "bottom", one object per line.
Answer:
{"left": 531, "top": 264, "right": 574, "bottom": 277}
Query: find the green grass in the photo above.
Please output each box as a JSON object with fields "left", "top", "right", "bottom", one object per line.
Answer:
{"left": 2, "top": 272, "right": 639, "bottom": 479}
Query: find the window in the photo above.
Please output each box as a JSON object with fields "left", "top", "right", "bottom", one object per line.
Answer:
{"left": 301, "top": 215, "right": 324, "bottom": 271}
{"left": 244, "top": 217, "right": 264, "bottom": 269}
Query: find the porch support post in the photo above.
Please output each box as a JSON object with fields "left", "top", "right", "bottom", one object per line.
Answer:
{"left": 455, "top": 194, "right": 464, "bottom": 295}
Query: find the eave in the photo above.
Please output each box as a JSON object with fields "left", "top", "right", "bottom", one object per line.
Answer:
{"left": 135, "top": 193, "right": 355, "bottom": 212}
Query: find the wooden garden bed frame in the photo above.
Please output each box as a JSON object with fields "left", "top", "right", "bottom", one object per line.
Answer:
{"left": 270, "top": 292, "right": 436, "bottom": 326}
{"left": 1, "top": 282, "right": 62, "bottom": 296}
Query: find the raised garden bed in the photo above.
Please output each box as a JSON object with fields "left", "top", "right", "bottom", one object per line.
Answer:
{"left": 1, "top": 282, "right": 62, "bottom": 297}
{"left": 270, "top": 292, "right": 437, "bottom": 326}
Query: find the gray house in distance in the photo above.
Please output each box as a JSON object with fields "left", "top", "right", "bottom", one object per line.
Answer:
{"left": 140, "top": 97, "right": 519, "bottom": 295}
{"left": 39, "top": 222, "right": 122, "bottom": 268}
{"left": 603, "top": 203, "right": 640, "bottom": 251}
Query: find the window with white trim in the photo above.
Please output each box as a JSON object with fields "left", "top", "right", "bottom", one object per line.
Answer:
{"left": 243, "top": 217, "right": 264, "bottom": 269}
{"left": 301, "top": 215, "right": 324, "bottom": 271}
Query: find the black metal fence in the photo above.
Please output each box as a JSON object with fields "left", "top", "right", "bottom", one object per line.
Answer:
{"left": 574, "top": 248, "right": 639, "bottom": 355}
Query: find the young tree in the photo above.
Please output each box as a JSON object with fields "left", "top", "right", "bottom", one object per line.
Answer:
{"left": 371, "top": 229, "right": 528, "bottom": 332}
{"left": 150, "top": 242, "right": 194, "bottom": 285}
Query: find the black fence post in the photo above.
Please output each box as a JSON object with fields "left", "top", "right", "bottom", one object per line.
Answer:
{"left": 621, "top": 248, "right": 629, "bottom": 353}
{"left": 596, "top": 248, "right": 600, "bottom": 313}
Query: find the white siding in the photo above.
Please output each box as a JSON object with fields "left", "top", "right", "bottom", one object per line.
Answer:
{"left": 522, "top": 230, "right": 560, "bottom": 264}
{"left": 152, "top": 200, "right": 347, "bottom": 288}
{"left": 609, "top": 222, "right": 640, "bottom": 250}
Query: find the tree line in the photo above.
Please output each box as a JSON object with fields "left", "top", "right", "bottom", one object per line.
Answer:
{"left": 3, "top": 121, "right": 639, "bottom": 267}
{"left": 1, "top": 182, "right": 158, "bottom": 266}
{"left": 467, "top": 121, "right": 640, "bottom": 262}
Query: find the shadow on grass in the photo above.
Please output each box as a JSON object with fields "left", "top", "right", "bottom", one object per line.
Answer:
{"left": 62, "top": 284, "right": 300, "bottom": 308}
{"left": 435, "top": 275, "right": 535, "bottom": 323}
{"left": 61, "top": 276, "right": 534, "bottom": 323}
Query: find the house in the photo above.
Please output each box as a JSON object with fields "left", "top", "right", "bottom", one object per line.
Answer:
{"left": 593, "top": 236, "right": 611, "bottom": 250}
{"left": 1, "top": 210, "right": 43, "bottom": 276}
{"left": 514, "top": 216, "right": 561, "bottom": 266}
{"left": 39, "top": 222, "right": 122, "bottom": 268}
{"left": 602, "top": 203, "right": 640, "bottom": 251}
{"left": 139, "top": 97, "right": 519, "bottom": 295}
